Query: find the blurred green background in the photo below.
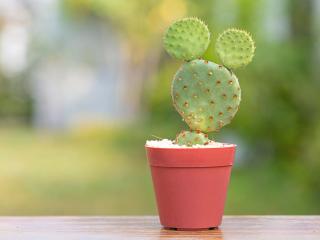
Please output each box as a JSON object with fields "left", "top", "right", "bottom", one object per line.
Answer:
{"left": 0, "top": 0, "right": 319, "bottom": 215}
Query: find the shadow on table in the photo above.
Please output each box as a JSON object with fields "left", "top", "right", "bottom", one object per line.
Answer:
{"left": 159, "top": 228, "right": 223, "bottom": 239}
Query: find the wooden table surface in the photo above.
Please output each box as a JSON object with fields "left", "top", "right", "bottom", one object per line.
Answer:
{"left": 0, "top": 216, "right": 319, "bottom": 239}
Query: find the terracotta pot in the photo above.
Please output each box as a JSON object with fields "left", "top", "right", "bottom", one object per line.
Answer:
{"left": 146, "top": 144, "right": 236, "bottom": 230}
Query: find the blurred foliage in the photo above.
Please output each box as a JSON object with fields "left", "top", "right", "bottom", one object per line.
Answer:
{"left": 61, "top": 0, "right": 187, "bottom": 50}
{"left": 0, "top": 74, "right": 32, "bottom": 122}
{"left": 0, "top": 126, "right": 318, "bottom": 215}
{"left": 0, "top": 0, "right": 319, "bottom": 214}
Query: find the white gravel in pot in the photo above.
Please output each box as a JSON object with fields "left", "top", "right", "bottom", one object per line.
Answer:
{"left": 146, "top": 139, "right": 234, "bottom": 148}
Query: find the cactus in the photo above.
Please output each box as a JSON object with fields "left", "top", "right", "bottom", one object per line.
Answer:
{"left": 163, "top": 18, "right": 255, "bottom": 146}
{"left": 175, "top": 130, "right": 209, "bottom": 146}
{"left": 216, "top": 28, "right": 255, "bottom": 69}
{"left": 163, "top": 17, "right": 210, "bottom": 61}
{"left": 172, "top": 59, "right": 241, "bottom": 132}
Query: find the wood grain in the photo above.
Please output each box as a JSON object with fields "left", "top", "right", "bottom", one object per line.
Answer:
{"left": 0, "top": 216, "right": 319, "bottom": 239}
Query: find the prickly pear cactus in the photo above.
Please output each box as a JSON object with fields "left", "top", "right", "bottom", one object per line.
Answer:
{"left": 163, "top": 17, "right": 210, "bottom": 61}
{"left": 161, "top": 17, "right": 255, "bottom": 146}
{"left": 175, "top": 130, "right": 209, "bottom": 146}
{"left": 216, "top": 29, "right": 255, "bottom": 69}
{"left": 172, "top": 59, "right": 241, "bottom": 132}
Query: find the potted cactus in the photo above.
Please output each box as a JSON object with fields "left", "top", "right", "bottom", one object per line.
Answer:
{"left": 145, "top": 17, "right": 255, "bottom": 230}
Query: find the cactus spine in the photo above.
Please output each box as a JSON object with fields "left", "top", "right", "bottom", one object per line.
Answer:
{"left": 163, "top": 18, "right": 255, "bottom": 146}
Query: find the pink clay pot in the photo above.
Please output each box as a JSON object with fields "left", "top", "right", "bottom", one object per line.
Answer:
{"left": 146, "top": 144, "right": 236, "bottom": 230}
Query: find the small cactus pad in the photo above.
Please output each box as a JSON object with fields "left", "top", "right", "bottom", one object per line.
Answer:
{"left": 175, "top": 130, "right": 209, "bottom": 146}
{"left": 163, "top": 17, "right": 210, "bottom": 61}
{"left": 172, "top": 59, "right": 241, "bottom": 132}
{"left": 215, "top": 28, "right": 255, "bottom": 69}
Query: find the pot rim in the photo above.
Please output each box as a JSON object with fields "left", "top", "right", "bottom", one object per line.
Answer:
{"left": 145, "top": 143, "right": 236, "bottom": 150}
{"left": 146, "top": 144, "right": 236, "bottom": 167}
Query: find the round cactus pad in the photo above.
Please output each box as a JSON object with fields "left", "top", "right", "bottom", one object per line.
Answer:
{"left": 175, "top": 130, "right": 209, "bottom": 146}
{"left": 163, "top": 17, "right": 210, "bottom": 61}
{"left": 216, "top": 28, "right": 255, "bottom": 69}
{"left": 172, "top": 60, "right": 241, "bottom": 132}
